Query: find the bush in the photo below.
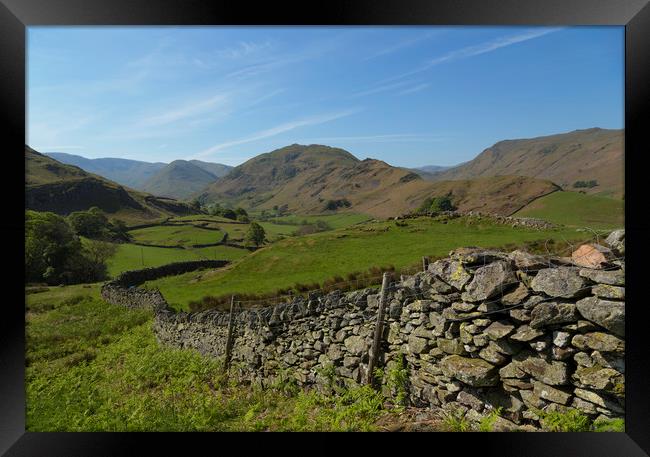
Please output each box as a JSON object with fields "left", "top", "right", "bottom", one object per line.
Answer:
{"left": 245, "top": 222, "right": 266, "bottom": 246}
{"left": 417, "top": 195, "right": 456, "bottom": 214}
{"left": 26, "top": 210, "right": 116, "bottom": 285}
{"left": 573, "top": 180, "right": 598, "bottom": 188}
{"left": 67, "top": 207, "right": 130, "bottom": 242}
{"left": 221, "top": 209, "right": 237, "bottom": 220}
{"left": 324, "top": 199, "right": 351, "bottom": 211}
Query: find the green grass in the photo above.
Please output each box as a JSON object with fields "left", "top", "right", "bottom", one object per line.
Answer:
{"left": 145, "top": 216, "right": 588, "bottom": 310}
{"left": 169, "top": 215, "right": 234, "bottom": 223}
{"left": 258, "top": 213, "right": 372, "bottom": 242}
{"left": 261, "top": 213, "right": 372, "bottom": 229}
{"left": 514, "top": 191, "right": 624, "bottom": 229}
{"left": 129, "top": 225, "right": 224, "bottom": 247}
{"left": 106, "top": 243, "right": 249, "bottom": 277}
{"left": 25, "top": 287, "right": 390, "bottom": 431}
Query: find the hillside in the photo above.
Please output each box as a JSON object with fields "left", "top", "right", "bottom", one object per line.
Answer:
{"left": 142, "top": 160, "right": 222, "bottom": 200}
{"left": 189, "top": 160, "right": 232, "bottom": 178}
{"left": 429, "top": 128, "right": 624, "bottom": 198}
{"left": 26, "top": 147, "right": 199, "bottom": 224}
{"left": 199, "top": 144, "right": 559, "bottom": 218}
{"left": 514, "top": 191, "right": 624, "bottom": 229}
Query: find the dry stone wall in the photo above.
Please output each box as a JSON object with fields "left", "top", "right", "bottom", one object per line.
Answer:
{"left": 101, "top": 260, "right": 228, "bottom": 310}
{"left": 103, "top": 234, "right": 626, "bottom": 429}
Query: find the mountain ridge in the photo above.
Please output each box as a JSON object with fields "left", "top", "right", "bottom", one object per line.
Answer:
{"left": 198, "top": 143, "right": 561, "bottom": 218}
{"left": 45, "top": 152, "right": 232, "bottom": 197}
{"left": 28, "top": 147, "right": 199, "bottom": 224}
{"left": 428, "top": 128, "right": 624, "bottom": 198}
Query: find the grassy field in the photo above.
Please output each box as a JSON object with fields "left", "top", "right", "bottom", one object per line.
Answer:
{"left": 169, "top": 215, "right": 235, "bottom": 223}
{"left": 129, "top": 225, "right": 224, "bottom": 247}
{"left": 261, "top": 213, "right": 372, "bottom": 229}
{"left": 106, "top": 243, "right": 249, "bottom": 277}
{"left": 25, "top": 286, "right": 393, "bottom": 431}
{"left": 145, "top": 216, "right": 590, "bottom": 310}
{"left": 514, "top": 191, "right": 624, "bottom": 229}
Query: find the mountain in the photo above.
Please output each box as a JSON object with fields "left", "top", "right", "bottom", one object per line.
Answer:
{"left": 141, "top": 160, "right": 223, "bottom": 200}
{"left": 429, "top": 128, "right": 624, "bottom": 198}
{"left": 27, "top": 147, "right": 199, "bottom": 224}
{"left": 417, "top": 165, "right": 453, "bottom": 173}
{"left": 198, "top": 144, "right": 559, "bottom": 218}
{"left": 188, "top": 160, "right": 232, "bottom": 178}
{"left": 45, "top": 152, "right": 167, "bottom": 189}
{"left": 44, "top": 153, "right": 232, "bottom": 197}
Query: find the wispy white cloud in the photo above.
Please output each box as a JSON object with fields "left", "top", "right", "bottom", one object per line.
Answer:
{"left": 378, "top": 27, "right": 564, "bottom": 85}
{"left": 351, "top": 80, "right": 416, "bottom": 98}
{"left": 217, "top": 40, "right": 272, "bottom": 59}
{"left": 398, "top": 83, "right": 430, "bottom": 95}
{"left": 192, "top": 40, "right": 273, "bottom": 69}
{"left": 139, "top": 93, "right": 230, "bottom": 127}
{"left": 193, "top": 108, "right": 362, "bottom": 159}
{"left": 364, "top": 30, "right": 441, "bottom": 60}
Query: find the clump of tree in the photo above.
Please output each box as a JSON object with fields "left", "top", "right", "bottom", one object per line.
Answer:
{"left": 67, "top": 207, "right": 131, "bottom": 242}
{"left": 245, "top": 222, "right": 266, "bottom": 246}
{"left": 292, "top": 220, "right": 332, "bottom": 236}
{"left": 417, "top": 195, "right": 456, "bottom": 214}
{"left": 206, "top": 203, "right": 249, "bottom": 221}
{"left": 189, "top": 198, "right": 202, "bottom": 211}
{"left": 26, "top": 210, "right": 117, "bottom": 285}
{"left": 324, "top": 199, "right": 351, "bottom": 211}
{"left": 573, "top": 180, "right": 598, "bottom": 188}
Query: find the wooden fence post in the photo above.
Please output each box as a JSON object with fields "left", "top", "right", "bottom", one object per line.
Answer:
{"left": 223, "top": 295, "right": 236, "bottom": 374}
{"left": 366, "top": 272, "right": 391, "bottom": 386}
{"left": 422, "top": 256, "right": 430, "bottom": 272}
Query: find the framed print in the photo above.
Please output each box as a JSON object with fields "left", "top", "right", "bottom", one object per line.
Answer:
{"left": 2, "top": 0, "right": 649, "bottom": 455}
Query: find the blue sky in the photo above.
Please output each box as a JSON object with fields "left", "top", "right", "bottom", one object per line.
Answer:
{"left": 27, "top": 26, "right": 623, "bottom": 167}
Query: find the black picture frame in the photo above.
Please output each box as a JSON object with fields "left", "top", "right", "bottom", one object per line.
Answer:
{"left": 2, "top": 0, "right": 649, "bottom": 454}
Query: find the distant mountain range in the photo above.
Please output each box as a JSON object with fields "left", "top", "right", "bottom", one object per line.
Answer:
{"left": 416, "top": 165, "right": 453, "bottom": 173}
{"left": 45, "top": 152, "right": 232, "bottom": 200}
{"left": 33, "top": 127, "right": 623, "bottom": 219}
{"left": 27, "top": 147, "right": 199, "bottom": 224}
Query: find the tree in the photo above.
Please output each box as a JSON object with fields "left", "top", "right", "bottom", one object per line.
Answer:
{"left": 109, "top": 219, "right": 132, "bottom": 242}
{"left": 207, "top": 203, "right": 223, "bottom": 216}
{"left": 26, "top": 210, "right": 116, "bottom": 285}
{"left": 245, "top": 222, "right": 266, "bottom": 246}
{"left": 189, "top": 198, "right": 201, "bottom": 211}
{"left": 417, "top": 195, "right": 455, "bottom": 214}
{"left": 235, "top": 207, "right": 248, "bottom": 217}
{"left": 236, "top": 214, "right": 250, "bottom": 223}
{"left": 67, "top": 207, "right": 109, "bottom": 238}
{"left": 26, "top": 210, "right": 81, "bottom": 283}
{"left": 429, "top": 196, "right": 455, "bottom": 212}
{"left": 221, "top": 209, "right": 237, "bottom": 220}
{"left": 83, "top": 239, "right": 118, "bottom": 279}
